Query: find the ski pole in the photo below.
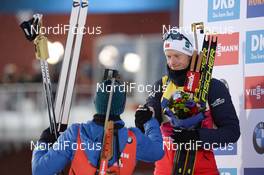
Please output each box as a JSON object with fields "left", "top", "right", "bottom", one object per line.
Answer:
{"left": 20, "top": 14, "right": 58, "bottom": 139}
{"left": 96, "top": 69, "right": 119, "bottom": 175}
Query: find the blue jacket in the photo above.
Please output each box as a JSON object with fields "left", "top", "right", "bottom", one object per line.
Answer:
{"left": 32, "top": 118, "right": 164, "bottom": 175}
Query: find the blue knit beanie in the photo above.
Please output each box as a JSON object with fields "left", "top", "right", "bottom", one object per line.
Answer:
{"left": 94, "top": 79, "right": 126, "bottom": 116}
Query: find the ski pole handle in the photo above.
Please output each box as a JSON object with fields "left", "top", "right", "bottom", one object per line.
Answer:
{"left": 34, "top": 35, "right": 49, "bottom": 60}
{"left": 191, "top": 22, "right": 204, "bottom": 50}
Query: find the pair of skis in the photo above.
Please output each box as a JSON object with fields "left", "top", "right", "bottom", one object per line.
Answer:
{"left": 172, "top": 23, "right": 218, "bottom": 175}
{"left": 20, "top": 0, "right": 89, "bottom": 136}
{"left": 55, "top": 0, "right": 88, "bottom": 133}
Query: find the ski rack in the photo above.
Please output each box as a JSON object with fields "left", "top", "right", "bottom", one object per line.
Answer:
{"left": 55, "top": 0, "right": 89, "bottom": 133}
{"left": 20, "top": 14, "right": 58, "bottom": 139}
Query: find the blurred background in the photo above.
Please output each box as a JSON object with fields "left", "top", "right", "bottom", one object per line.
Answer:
{"left": 0, "top": 0, "right": 179, "bottom": 174}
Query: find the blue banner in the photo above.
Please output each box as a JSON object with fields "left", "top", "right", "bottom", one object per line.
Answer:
{"left": 219, "top": 168, "right": 237, "bottom": 175}
{"left": 208, "top": 0, "right": 240, "bottom": 22}
{"left": 214, "top": 143, "right": 237, "bottom": 155}
{"left": 245, "top": 168, "right": 264, "bottom": 175}
{"left": 247, "top": 0, "right": 264, "bottom": 18}
{"left": 0, "top": 0, "right": 177, "bottom": 14}
{"left": 246, "top": 30, "right": 264, "bottom": 64}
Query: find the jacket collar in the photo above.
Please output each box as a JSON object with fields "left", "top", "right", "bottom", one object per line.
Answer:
{"left": 167, "top": 65, "right": 189, "bottom": 86}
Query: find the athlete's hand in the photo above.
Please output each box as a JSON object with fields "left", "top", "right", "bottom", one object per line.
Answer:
{"left": 39, "top": 127, "right": 59, "bottom": 144}
{"left": 135, "top": 105, "right": 154, "bottom": 132}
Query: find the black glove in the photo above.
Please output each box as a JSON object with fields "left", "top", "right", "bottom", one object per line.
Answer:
{"left": 39, "top": 127, "right": 59, "bottom": 144}
{"left": 135, "top": 105, "right": 153, "bottom": 132}
{"left": 171, "top": 128, "right": 200, "bottom": 144}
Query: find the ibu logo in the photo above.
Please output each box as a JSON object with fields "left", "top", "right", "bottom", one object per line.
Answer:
{"left": 246, "top": 30, "right": 264, "bottom": 64}
{"left": 208, "top": 0, "right": 240, "bottom": 22}
{"left": 219, "top": 168, "right": 237, "bottom": 175}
